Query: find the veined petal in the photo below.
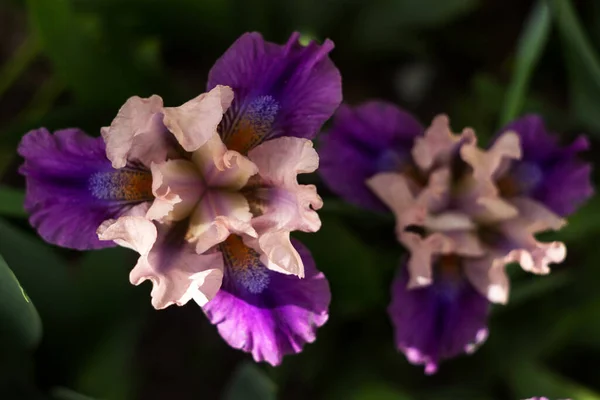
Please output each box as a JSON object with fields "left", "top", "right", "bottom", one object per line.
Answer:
{"left": 146, "top": 160, "right": 204, "bottom": 222}
{"left": 203, "top": 238, "right": 330, "bottom": 366}
{"left": 162, "top": 85, "right": 234, "bottom": 152}
{"left": 389, "top": 263, "right": 489, "bottom": 375}
{"left": 187, "top": 191, "right": 257, "bottom": 254}
{"left": 98, "top": 217, "right": 224, "bottom": 309}
{"left": 18, "top": 128, "right": 151, "bottom": 250}
{"left": 102, "top": 95, "right": 176, "bottom": 169}
{"left": 191, "top": 133, "right": 258, "bottom": 190}
{"left": 208, "top": 32, "right": 342, "bottom": 153}
{"left": 318, "top": 102, "right": 424, "bottom": 211}
{"left": 411, "top": 115, "right": 476, "bottom": 171}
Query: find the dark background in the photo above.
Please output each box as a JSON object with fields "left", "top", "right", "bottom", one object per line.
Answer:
{"left": 1, "top": 0, "right": 600, "bottom": 399}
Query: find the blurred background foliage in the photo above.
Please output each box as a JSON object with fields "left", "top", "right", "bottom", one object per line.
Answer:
{"left": 0, "top": 0, "right": 600, "bottom": 399}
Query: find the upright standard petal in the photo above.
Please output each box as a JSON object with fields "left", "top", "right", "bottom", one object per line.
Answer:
{"left": 101, "top": 95, "right": 178, "bottom": 169}
{"left": 18, "top": 128, "right": 153, "bottom": 250}
{"left": 495, "top": 115, "right": 593, "bottom": 216}
{"left": 319, "top": 102, "right": 424, "bottom": 211}
{"left": 98, "top": 217, "right": 224, "bottom": 309}
{"left": 208, "top": 32, "right": 342, "bottom": 153}
{"left": 203, "top": 237, "right": 330, "bottom": 366}
{"left": 247, "top": 137, "right": 323, "bottom": 277}
{"left": 389, "top": 261, "right": 489, "bottom": 375}
{"left": 162, "top": 85, "right": 234, "bottom": 152}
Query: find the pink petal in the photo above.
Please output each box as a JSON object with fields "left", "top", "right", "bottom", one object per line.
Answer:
{"left": 463, "top": 254, "right": 511, "bottom": 304}
{"left": 146, "top": 160, "right": 205, "bottom": 222}
{"left": 102, "top": 95, "right": 174, "bottom": 169}
{"left": 460, "top": 131, "right": 522, "bottom": 183}
{"left": 411, "top": 114, "right": 476, "bottom": 171}
{"left": 187, "top": 191, "right": 257, "bottom": 254}
{"left": 162, "top": 85, "right": 234, "bottom": 152}
{"left": 191, "top": 133, "right": 258, "bottom": 190}
{"left": 367, "top": 168, "right": 450, "bottom": 240}
{"left": 246, "top": 137, "right": 323, "bottom": 276}
{"left": 99, "top": 217, "right": 224, "bottom": 309}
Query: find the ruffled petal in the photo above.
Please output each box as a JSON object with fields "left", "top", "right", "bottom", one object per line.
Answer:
{"left": 367, "top": 168, "right": 450, "bottom": 237}
{"left": 191, "top": 133, "right": 258, "bottom": 190}
{"left": 400, "top": 231, "right": 485, "bottom": 289}
{"left": 18, "top": 128, "right": 148, "bottom": 250}
{"left": 411, "top": 115, "right": 476, "bottom": 171}
{"left": 187, "top": 191, "right": 257, "bottom": 254}
{"left": 389, "top": 264, "right": 489, "bottom": 375}
{"left": 203, "top": 238, "right": 330, "bottom": 366}
{"left": 101, "top": 95, "right": 176, "bottom": 169}
{"left": 463, "top": 253, "right": 512, "bottom": 304}
{"left": 146, "top": 160, "right": 205, "bottom": 222}
{"left": 318, "top": 102, "right": 424, "bottom": 211}
{"left": 162, "top": 85, "right": 234, "bottom": 152}
{"left": 460, "top": 131, "right": 522, "bottom": 183}
{"left": 496, "top": 114, "right": 593, "bottom": 217}
{"left": 208, "top": 32, "right": 342, "bottom": 153}
{"left": 98, "top": 217, "right": 224, "bottom": 309}
{"left": 247, "top": 137, "right": 323, "bottom": 276}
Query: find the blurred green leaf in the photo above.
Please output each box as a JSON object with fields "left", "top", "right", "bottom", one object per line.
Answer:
{"left": 0, "top": 254, "right": 42, "bottom": 350}
{"left": 550, "top": 0, "right": 600, "bottom": 132}
{"left": 500, "top": 0, "right": 551, "bottom": 125}
{"left": 0, "top": 36, "right": 39, "bottom": 99}
{"left": 347, "top": 382, "right": 413, "bottom": 400}
{"left": 223, "top": 362, "right": 276, "bottom": 400}
{"left": 51, "top": 387, "right": 96, "bottom": 400}
{"left": 555, "top": 197, "right": 600, "bottom": 243}
{"left": 295, "top": 215, "right": 387, "bottom": 317}
{"left": 26, "top": 0, "right": 147, "bottom": 106}
{"left": 510, "top": 361, "right": 600, "bottom": 400}
{"left": 0, "top": 187, "right": 26, "bottom": 218}
{"left": 76, "top": 319, "right": 141, "bottom": 400}
{"left": 502, "top": 272, "right": 571, "bottom": 309}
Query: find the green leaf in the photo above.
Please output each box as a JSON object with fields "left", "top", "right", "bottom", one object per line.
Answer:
{"left": 223, "top": 362, "right": 276, "bottom": 400}
{"left": 26, "top": 0, "right": 147, "bottom": 106}
{"left": 550, "top": 0, "right": 600, "bottom": 132}
{"left": 510, "top": 361, "right": 600, "bottom": 400}
{"left": 348, "top": 382, "right": 413, "bottom": 400}
{"left": 500, "top": 0, "right": 551, "bottom": 125}
{"left": 502, "top": 272, "right": 571, "bottom": 309}
{"left": 0, "top": 254, "right": 42, "bottom": 350}
{"left": 0, "top": 187, "right": 26, "bottom": 218}
{"left": 51, "top": 387, "right": 96, "bottom": 400}
{"left": 0, "top": 36, "right": 39, "bottom": 100}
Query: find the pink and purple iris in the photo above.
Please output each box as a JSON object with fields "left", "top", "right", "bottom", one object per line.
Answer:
{"left": 19, "top": 32, "right": 341, "bottom": 365}
{"left": 319, "top": 102, "right": 592, "bottom": 374}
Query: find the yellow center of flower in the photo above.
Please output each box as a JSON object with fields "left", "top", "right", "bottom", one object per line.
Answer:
{"left": 220, "top": 235, "right": 270, "bottom": 294}
{"left": 223, "top": 95, "right": 279, "bottom": 154}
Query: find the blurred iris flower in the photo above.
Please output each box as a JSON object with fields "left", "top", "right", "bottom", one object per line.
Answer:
{"left": 319, "top": 102, "right": 592, "bottom": 374}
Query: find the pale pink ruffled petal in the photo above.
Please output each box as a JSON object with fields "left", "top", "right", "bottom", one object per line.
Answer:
{"left": 162, "top": 85, "right": 234, "bottom": 152}
{"left": 191, "top": 133, "right": 258, "bottom": 190}
{"left": 102, "top": 95, "right": 174, "bottom": 169}
{"left": 460, "top": 131, "right": 522, "bottom": 183}
{"left": 411, "top": 115, "right": 476, "bottom": 171}
{"left": 187, "top": 190, "right": 257, "bottom": 254}
{"left": 99, "top": 217, "right": 224, "bottom": 309}
{"left": 367, "top": 168, "right": 450, "bottom": 239}
{"left": 400, "top": 231, "right": 485, "bottom": 289}
{"left": 246, "top": 137, "right": 323, "bottom": 277}
{"left": 146, "top": 160, "right": 205, "bottom": 222}
{"left": 455, "top": 174, "right": 519, "bottom": 224}
{"left": 499, "top": 197, "right": 567, "bottom": 274}
{"left": 463, "top": 253, "right": 511, "bottom": 304}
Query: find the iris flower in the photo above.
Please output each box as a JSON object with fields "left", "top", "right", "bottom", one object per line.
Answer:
{"left": 319, "top": 102, "right": 592, "bottom": 373}
{"left": 19, "top": 32, "right": 341, "bottom": 365}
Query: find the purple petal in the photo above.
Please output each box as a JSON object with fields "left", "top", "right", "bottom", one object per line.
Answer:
{"left": 203, "top": 237, "right": 330, "bottom": 366}
{"left": 18, "top": 128, "right": 152, "bottom": 250}
{"left": 388, "top": 262, "right": 489, "bottom": 374}
{"left": 207, "top": 32, "right": 342, "bottom": 153}
{"left": 319, "top": 102, "right": 423, "bottom": 211}
{"left": 495, "top": 115, "right": 593, "bottom": 216}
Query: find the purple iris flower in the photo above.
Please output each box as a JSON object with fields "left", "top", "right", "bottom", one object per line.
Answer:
{"left": 319, "top": 103, "right": 592, "bottom": 373}
{"left": 18, "top": 32, "right": 341, "bottom": 365}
